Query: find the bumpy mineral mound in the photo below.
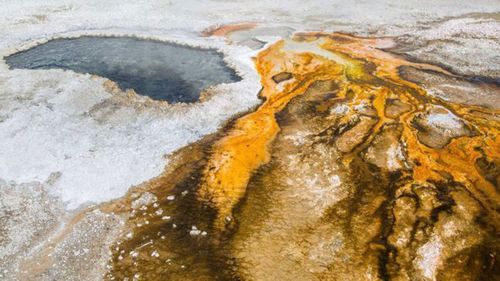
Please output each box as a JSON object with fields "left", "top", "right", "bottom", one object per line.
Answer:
{"left": 105, "top": 32, "right": 499, "bottom": 281}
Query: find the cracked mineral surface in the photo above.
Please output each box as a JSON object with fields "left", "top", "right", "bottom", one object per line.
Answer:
{"left": 0, "top": 1, "right": 499, "bottom": 281}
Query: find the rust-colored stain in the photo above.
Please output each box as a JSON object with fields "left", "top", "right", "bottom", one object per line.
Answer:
{"left": 202, "top": 22, "right": 258, "bottom": 37}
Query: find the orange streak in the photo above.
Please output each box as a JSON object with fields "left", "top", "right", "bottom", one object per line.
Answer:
{"left": 203, "top": 22, "right": 258, "bottom": 37}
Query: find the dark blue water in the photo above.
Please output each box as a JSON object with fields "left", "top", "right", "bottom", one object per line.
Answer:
{"left": 5, "top": 36, "right": 241, "bottom": 103}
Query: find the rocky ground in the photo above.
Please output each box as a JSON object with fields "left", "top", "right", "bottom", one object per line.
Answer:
{"left": 0, "top": 1, "right": 499, "bottom": 281}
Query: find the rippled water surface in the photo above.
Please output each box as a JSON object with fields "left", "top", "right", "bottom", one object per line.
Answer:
{"left": 5, "top": 36, "right": 241, "bottom": 103}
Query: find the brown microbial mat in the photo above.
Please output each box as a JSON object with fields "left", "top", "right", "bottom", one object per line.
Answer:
{"left": 104, "top": 32, "right": 499, "bottom": 281}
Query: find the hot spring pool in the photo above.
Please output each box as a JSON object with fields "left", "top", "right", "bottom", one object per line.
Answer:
{"left": 5, "top": 36, "right": 241, "bottom": 103}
